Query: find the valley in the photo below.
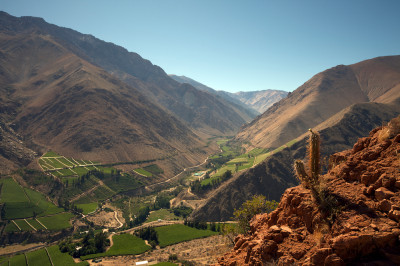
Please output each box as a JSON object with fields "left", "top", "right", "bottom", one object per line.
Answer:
{"left": 0, "top": 9, "right": 399, "bottom": 266}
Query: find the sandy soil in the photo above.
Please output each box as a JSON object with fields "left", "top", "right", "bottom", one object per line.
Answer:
{"left": 0, "top": 243, "right": 45, "bottom": 256}
{"left": 87, "top": 235, "right": 232, "bottom": 265}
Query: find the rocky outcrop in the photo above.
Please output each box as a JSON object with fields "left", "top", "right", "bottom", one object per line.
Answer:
{"left": 218, "top": 116, "right": 400, "bottom": 265}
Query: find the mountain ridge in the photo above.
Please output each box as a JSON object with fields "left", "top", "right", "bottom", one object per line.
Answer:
{"left": 0, "top": 11, "right": 250, "bottom": 136}
{"left": 235, "top": 56, "right": 400, "bottom": 151}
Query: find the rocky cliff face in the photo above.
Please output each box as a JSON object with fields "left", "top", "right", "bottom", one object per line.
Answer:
{"left": 218, "top": 116, "right": 400, "bottom": 265}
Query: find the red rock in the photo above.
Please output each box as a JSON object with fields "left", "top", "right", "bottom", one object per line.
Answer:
{"left": 310, "top": 248, "right": 332, "bottom": 265}
{"left": 378, "top": 199, "right": 392, "bottom": 212}
{"left": 389, "top": 209, "right": 400, "bottom": 222}
{"left": 375, "top": 187, "right": 395, "bottom": 200}
{"left": 218, "top": 121, "right": 400, "bottom": 266}
{"left": 324, "top": 254, "right": 345, "bottom": 266}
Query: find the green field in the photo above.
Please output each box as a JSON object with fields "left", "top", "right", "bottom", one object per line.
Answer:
{"left": 26, "top": 248, "right": 52, "bottom": 266}
{"left": 76, "top": 202, "right": 98, "bottom": 214}
{"left": 37, "top": 212, "right": 74, "bottom": 231}
{"left": 156, "top": 224, "right": 218, "bottom": 248}
{"left": 14, "top": 219, "right": 33, "bottom": 231}
{"left": 4, "top": 221, "right": 19, "bottom": 232}
{"left": 81, "top": 234, "right": 151, "bottom": 260}
{"left": 143, "top": 164, "right": 164, "bottom": 175}
{"left": 154, "top": 263, "right": 178, "bottom": 266}
{"left": 134, "top": 168, "right": 153, "bottom": 177}
{"left": 9, "top": 254, "right": 26, "bottom": 265}
{"left": 47, "top": 245, "right": 89, "bottom": 266}
{"left": 145, "top": 209, "right": 180, "bottom": 223}
{"left": 2, "top": 246, "right": 88, "bottom": 266}
{"left": 38, "top": 151, "right": 101, "bottom": 178}
{"left": 42, "top": 151, "right": 60, "bottom": 157}
{"left": 0, "top": 178, "right": 28, "bottom": 203}
{"left": 26, "top": 218, "right": 46, "bottom": 230}
{"left": 0, "top": 178, "right": 63, "bottom": 220}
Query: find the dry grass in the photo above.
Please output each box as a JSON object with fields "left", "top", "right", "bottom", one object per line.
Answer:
{"left": 378, "top": 115, "right": 400, "bottom": 141}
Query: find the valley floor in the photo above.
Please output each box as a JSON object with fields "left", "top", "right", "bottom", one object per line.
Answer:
{"left": 86, "top": 234, "right": 231, "bottom": 265}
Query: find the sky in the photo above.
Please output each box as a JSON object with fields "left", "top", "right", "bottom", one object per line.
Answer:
{"left": 2, "top": 0, "right": 400, "bottom": 93}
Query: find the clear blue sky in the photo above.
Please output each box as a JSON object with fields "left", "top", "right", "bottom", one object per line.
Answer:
{"left": 2, "top": 0, "right": 400, "bottom": 92}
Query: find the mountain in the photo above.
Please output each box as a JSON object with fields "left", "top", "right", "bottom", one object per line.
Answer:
{"left": 0, "top": 12, "right": 251, "bottom": 137}
{"left": 0, "top": 13, "right": 213, "bottom": 175}
{"left": 190, "top": 101, "right": 400, "bottom": 221}
{"left": 235, "top": 56, "right": 400, "bottom": 151}
{"left": 170, "top": 75, "right": 288, "bottom": 115}
{"left": 219, "top": 117, "right": 400, "bottom": 265}
{"left": 232, "top": 90, "right": 288, "bottom": 113}
{"left": 169, "top": 74, "right": 259, "bottom": 119}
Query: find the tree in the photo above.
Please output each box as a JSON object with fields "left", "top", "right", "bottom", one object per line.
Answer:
{"left": 233, "top": 195, "right": 278, "bottom": 234}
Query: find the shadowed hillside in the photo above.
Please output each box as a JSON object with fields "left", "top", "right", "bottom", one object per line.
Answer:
{"left": 191, "top": 102, "right": 400, "bottom": 221}
{"left": 0, "top": 19, "right": 211, "bottom": 175}
{"left": 0, "top": 12, "right": 251, "bottom": 136}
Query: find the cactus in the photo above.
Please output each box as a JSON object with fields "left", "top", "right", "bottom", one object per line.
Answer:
{"left": 294, "top": 129, "right": 321, "bottom": 188}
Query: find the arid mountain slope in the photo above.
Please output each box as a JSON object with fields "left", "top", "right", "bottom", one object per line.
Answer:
{"left": 235, "top": 56, "right": 400, "bottom": 150}
{"left": 169, "top": 74, "right": 259, "bottom": 121}
{"left": 0, "top": 12, "right": 249, "bottom": 136}
{"left": 0, "top": 29, "right": 209, "bottom": 175}
{"left": 170, "top": 75, "right": 288, "bottom": 115}
{"left": 219, "top": 116, "right": 400, "bottom": 265}
{"left": 232, "top": 90, "right": 288, "bottom": 113}
{"left": 191, "top": 102, "right": 400, "bottom": 221}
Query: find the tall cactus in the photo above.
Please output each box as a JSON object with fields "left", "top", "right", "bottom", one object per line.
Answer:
{"left": 294, "top": 129, "right": 321, "bottom": 189}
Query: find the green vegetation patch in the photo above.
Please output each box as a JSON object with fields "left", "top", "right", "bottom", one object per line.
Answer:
{"left": 26, "top": 218, "right": 46, "bottom": 230}
{"left": 47, "top": 245, "right": 89, "bottom": 266}
{"left": 42, "top": 151, "right": 60, "bottom": 157}
{"left": 37, "top": 212, "right": 74, "bottom": 231}
{"left": 81, "top": 234, "right": 151, "bottom": 260}
{"left": 254, "top": 152, "right": 271, "bottom": 165}
{"left": 26, "top": 248, "right": 51, "bottom": 266}
{"left": 9, "top": 254, "right": 26, "bottom": 265}
{"left": 154, "top": 262, "right": 178, "bottom": 266}
{"left": 156, "top": 224, "right": 218, "bottom": 248}
{"left": 227, "top": 157, "right": 249, "bottom": 164}
{"left": 14, "top": 219, "right": 33, "bottom": 231}
{"left": 145, "top": 209, "right": 180, "bottom": 223}
{"left": 4, "top": 221, "right": 19, "bottom": 232}
{"left": 0, "top": 178, "right": 28, "bottom": 203}
{"left": 143, "top": 164, "right": 164, "bottom": 175}
{"left": 76, "top": 202, "right": 98, "bottom": 215}
{"left": 134, "top": 168, "right": 153, "bottom": 177}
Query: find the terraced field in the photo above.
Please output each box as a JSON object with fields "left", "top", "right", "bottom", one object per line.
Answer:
{"left": 1, "top": 245, "right": 88, "bottom": 266}
{"left": 38, "top": 151, "right": 101, "bottom": 179}
{"left": 0, "top": 178, "right": 64, "bottom": 220}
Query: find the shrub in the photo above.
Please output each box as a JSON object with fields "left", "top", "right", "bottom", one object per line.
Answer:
{"left": 233, "top": 195, "right": 278, "bottom": 234}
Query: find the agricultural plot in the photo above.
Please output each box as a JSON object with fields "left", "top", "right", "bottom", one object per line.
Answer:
{"left": 133, "top": 168, "right": 153, "bottom": 177}
{"left": 143, "top": 164, "right": 164, "bottom": 175}
{"left": 37, "top": 212, "right": 74, "bottom": 231}
{"left": 2, "top": 246, "right": 88, "bottom": 266}
{"left": 156, "top": 224, "right": 218, "bottom": 248}
{"left": 14, "top": 219, "right": 33, "bottom": 231}
{"left": 38, "top": 151, "right": 100, "bottom": 178}
{"left": 0, "top": 178, "right": 63, "bottom": 220}
{"left": 26, "top": 248, "right": 52, "bottom": 266}
{"left": 47, "top": 245, "right": 89, "bottom": 266}
{"left": 145, "top": 209, "right": 181, "bottom": 223}
{"left": 4, "top": 221, "right": 19, "bottom": 232}
{"left": 26, "top": 218, "right": 47, "bottom": 230}
{"left": 9, "top": 254, "right": 26, "bottom": 265}
{"left": 81, "top": 234, "right": 151, "bottom": 260}
{"left": 76, "top": 202, "right": 98, "bottom": 214}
